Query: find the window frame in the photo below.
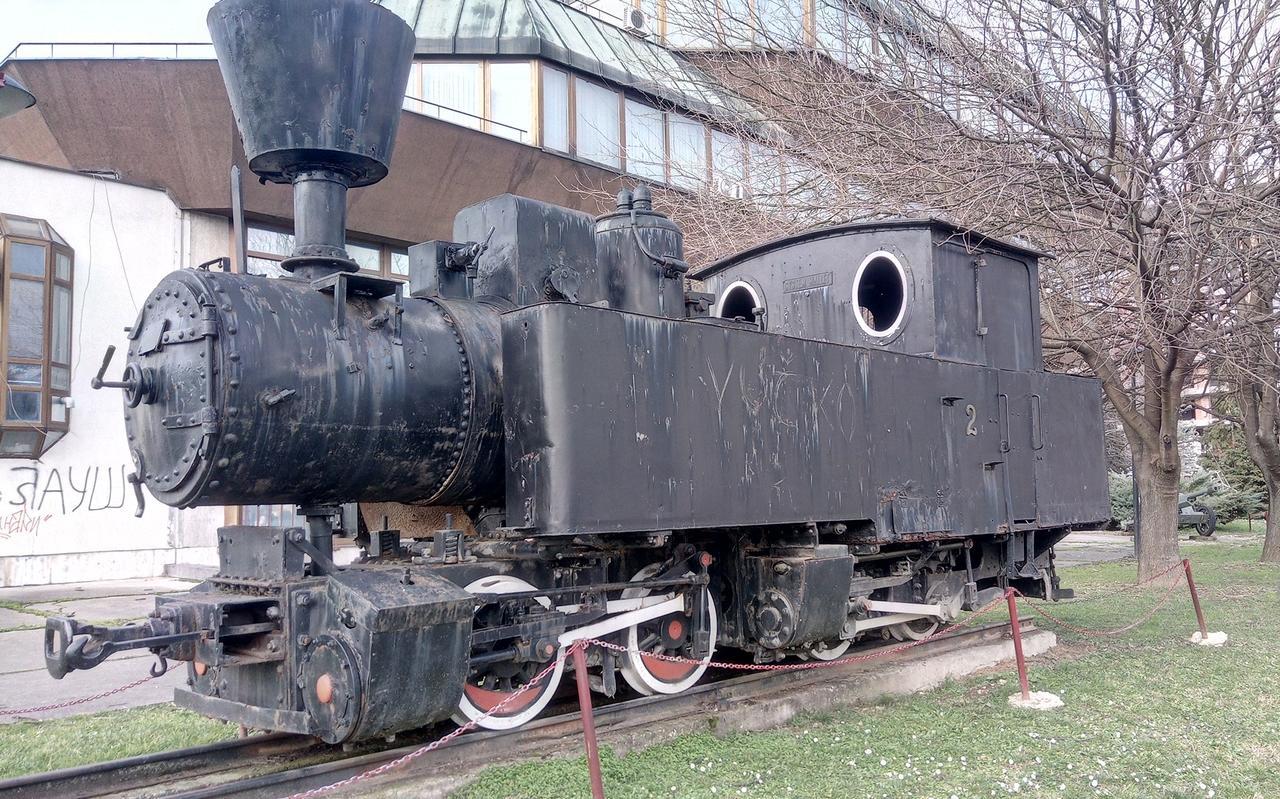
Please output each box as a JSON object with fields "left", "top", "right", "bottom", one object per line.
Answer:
{"left": 0, "top": 215, "right": 73, "bottom": 458}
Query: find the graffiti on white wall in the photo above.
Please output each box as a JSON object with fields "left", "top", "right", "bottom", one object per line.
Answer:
{"left": 0, "top": 464, "right": 131, "bottom": 539}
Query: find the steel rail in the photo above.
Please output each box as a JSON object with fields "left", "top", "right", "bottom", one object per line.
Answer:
{"left": 0, "top": 731, "right": 312, "bottom": 799}
{"left": 1, "top": 618, "right": 1030, "bottom": 799}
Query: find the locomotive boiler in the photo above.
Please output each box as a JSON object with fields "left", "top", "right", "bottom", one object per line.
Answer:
{"left": 42, "top": 0, "right": 1110, "bottom": 743}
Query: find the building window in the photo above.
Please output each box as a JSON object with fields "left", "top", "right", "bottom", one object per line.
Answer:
{"left": 574, "top": 77, "right": 623, "bottom": 169}
{"left": 664, "top": 0, "right": 718, "bottom": 49}
{"left": 407, "top": 61, "right": 535, "bottom": 143}
{"left": 625, "top": 99, "right": 666, "bottom": 182}
{"left": 0, "top": 214, "right": 72, "bottom": 458}
{"left": 410, "top": 57, "right": 809, "bottom": 206}
{"left": 711, "top": 130, "right": 747, "bottom": 197}
{"left": 243, "top": 223, "right": 409, "bottom": 281}
{"left": 488, "top": 62, "right": 535, "bottom": 143}
{"left": 667, "top": 112, "right": 707, "bottom": 189}
{"left": 413, "top": 62, "right": 483, "bottom": 129}
{"left": 542, "top": 66, "right": 571, "bottom": 152}
{"left": 242, "top": 504, "right": 301, "bottom": 527}
{"left": 749, "top": 142, "right": 784, "bottom": 206}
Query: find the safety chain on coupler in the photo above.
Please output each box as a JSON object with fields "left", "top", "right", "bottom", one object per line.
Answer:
{"left": 0, "top": 673, "right": 158, "bottom": 716}
{"left": 588, "top": 591, "right": 1013, "bottom": 673}
{"left": 282, "top": 642, "right": 585, "bottom": 799}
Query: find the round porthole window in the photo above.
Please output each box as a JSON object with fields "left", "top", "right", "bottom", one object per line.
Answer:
{"left": 852, "top": 252, "right": 907, "bottom": 338}
{"left": 715, "top": 280, "right": 765, "bottom": 325}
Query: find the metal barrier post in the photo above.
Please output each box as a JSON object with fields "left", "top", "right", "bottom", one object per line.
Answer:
{"left": 1005, "top": 589, "right": 1031, "bottom": 701}
{"left": 571, "top": 644, "right": 607, "bottom": 799}
{"left": 1182, "top": 559, "right": 1209, "bottom": 639}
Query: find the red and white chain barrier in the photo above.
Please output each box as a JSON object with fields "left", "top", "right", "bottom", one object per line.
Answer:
{"left": 1014, "top": 571, "right": 1184, "bottom": 637}
{"left": 1026, "top": 557, "right": 1185, "bottom": 606}
{"left": 1015, "top": 557, "right": 1206, "bottom": 639}
{"left": 0, "top": 674, "right": 157, "bottom": 717}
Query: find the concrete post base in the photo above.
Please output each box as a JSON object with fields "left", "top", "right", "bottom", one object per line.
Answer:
{"left": 1190, "top": 631, "right": 1228, "bottom": 647}
{"left": 1008, "top": 690, "right": 1064, "bottom": 710}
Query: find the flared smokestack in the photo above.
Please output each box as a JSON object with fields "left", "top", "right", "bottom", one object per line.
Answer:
{"left": 208, "top": 0, "right": 416, "bottom": 279}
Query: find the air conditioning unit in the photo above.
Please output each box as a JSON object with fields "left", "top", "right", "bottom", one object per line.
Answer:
{"left": 625, "top": 9, "right": 650, "bottom": 37}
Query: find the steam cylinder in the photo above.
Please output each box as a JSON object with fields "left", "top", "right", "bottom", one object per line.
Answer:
{"left": 121, "top": 270, "right": 504, "bottom": 508}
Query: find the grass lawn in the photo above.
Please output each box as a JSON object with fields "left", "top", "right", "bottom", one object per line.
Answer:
{"left": 1216, "top": 518, "right": 1267, "bottom": 535}
{"left": 455, "top": 535, "right": 1279, "bottom": 799}
{"left": 0, "top": 705, "right": 235, "bottom": 778}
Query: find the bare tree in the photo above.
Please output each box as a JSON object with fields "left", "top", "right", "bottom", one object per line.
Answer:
{"left": 616, "top": 0, "right": 1280, "bottom": 578}
{"left": 1205, "top": 232, "right": 1280, "bottom": 561}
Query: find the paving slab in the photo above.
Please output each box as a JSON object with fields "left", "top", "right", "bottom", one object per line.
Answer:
{"left": 1055, "top": 531, "right": 1134, "bottom": 568}
{"left": 0, "top": 607, "right": 46, "bottom": 631}
{"left": 0, "top": 577, "right": 196, "bottom": 605}
{"left": 0, "top": 629, "right": 152, "bottom": 676}
{"left": 0, "top": 628, "right": 178, "bottom": 723}
{"left": 30, "top": 592, "right": 185, "bottom": 623}
{"left": 0, "top": 651, "right": 185, "bottom": 723}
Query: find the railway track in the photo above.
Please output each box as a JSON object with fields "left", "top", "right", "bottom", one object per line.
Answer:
{"left": 0, "top": 619, "right": 1035, "bottom": 799}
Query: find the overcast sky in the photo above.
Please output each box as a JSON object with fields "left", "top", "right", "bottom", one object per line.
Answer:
{"left": 1, "top": 1, "right": 218, "bottom": 62}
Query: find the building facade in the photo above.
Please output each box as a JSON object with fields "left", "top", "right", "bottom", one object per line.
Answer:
{"left": 0, "top": 158, "right": 227, "bottom": 584}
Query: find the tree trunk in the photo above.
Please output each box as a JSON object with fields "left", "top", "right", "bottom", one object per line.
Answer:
{"left": 1133, "top": 454, "right": 1182, "bottom": 580}
{"left": 1263, "top": 481, "right": 1280, "bottom": 564}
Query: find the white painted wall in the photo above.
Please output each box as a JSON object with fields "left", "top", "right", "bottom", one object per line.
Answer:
{"left": 0, "top": 159, "right": 228, "bottom": 585}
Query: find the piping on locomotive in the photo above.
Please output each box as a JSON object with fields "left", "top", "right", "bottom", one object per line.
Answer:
{"left": 40, "top": 0, "right": 1110, "bottom": 743}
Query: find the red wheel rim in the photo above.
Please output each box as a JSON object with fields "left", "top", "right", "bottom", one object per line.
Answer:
{"left": 638, "top": 652, "right": 701, "bottom": 684}
{"left": 463, "top": 680, "right": 550, "bottom": 716}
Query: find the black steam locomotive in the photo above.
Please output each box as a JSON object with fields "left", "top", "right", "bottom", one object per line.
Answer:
{"left": 42, "top": 0, "right": 1109, "bottom": 743}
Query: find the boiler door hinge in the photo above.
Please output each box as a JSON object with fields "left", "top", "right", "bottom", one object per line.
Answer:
{"left": 162, "top": 406, "right": 219, "bottom": 432}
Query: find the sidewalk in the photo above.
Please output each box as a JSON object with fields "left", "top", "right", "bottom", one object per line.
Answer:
{"left": 1054, "top": 530, "right": 1135, "bottom": 567}
{"left": 0, "top": 577, "right": 195, "bottom": 723}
